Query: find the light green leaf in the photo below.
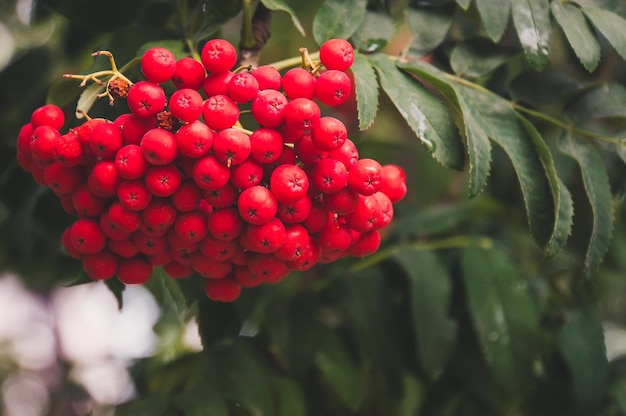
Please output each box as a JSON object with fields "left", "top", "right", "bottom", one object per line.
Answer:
{"left": 398, "top": 61, "right": 491, "bottom": 196}
{"left": 456, "top": 0, "right": 471, "bottom": 10}
{"left": 173, "top": 383, "right": 229, "bottom": 416}
{"left": 137, "top": 40, "right": 187, "bottom": 59}
{"left": 260, "top": 0, "right": 305, "bottom": 36}
{"left": 315, "top": 331, "right": 366, "bottom": 412}
{"left": 461, "top": 245, "right": 541, "bottom": 397}
{"left": 517, "top": 115, "right": 573, "bottom": 256}
{"left": 565, "top": 83, "right": 626, "bottom": 120}
{"left": 394, "top": 249, "right": 456, "bottom": 380}
{"left": 370, "top": 54, "right": 465, "bottom": 170}
{"left": 551, "top": 1, "right": 601, "bottom": 72}
{"left": 511, "top": 0, "right": 552, "bottom": 70}
{"left": 558, "top": 133, "right": 613, "bottom": 277}
{"left": 583, "top": 7, "right": 626, "bottom": 61}
{"left": 450, "top": 38, "right": 516, "bottom": 78}
{"left": 559, "top": 310, "right": 608, "bottom": 410}
{"left": 459, "top": 86, "right": 556, "bottom": 246}
{"left": 75, "top": 81, "right": 105, "bottom": 119}
{"left": 313, "top": 0, "right": 367, "bottom": 45}
{"left": 407, "top": 4, "right": 455, "bottom": 57}
{"left": 477, "top": 0, "right": 511, "bottom": 42}
{"left": 351, "top": 52, "right": 379, "bottom": 130}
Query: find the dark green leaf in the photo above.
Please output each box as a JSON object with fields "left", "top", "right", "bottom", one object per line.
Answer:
{"left": 517, "top": 115, "right": 573, "bottom": 255}
{"left": 511, "top": 0, "right": 552, "bottom": 70}
{"left": 509, "top": 69, "right": 581, "bottom": 107}
{"left": 558, "top": 133, "right": 613, "bottom": 277}
{"left": 351, "top": 52, "right": 379, "bottom": 130}
{"left": 173, "top": 382, "right": 229, "bottom": 416}
{"left": 46, "top": 78, "right": 82, "bottom": 108}
{"left": 394, "top": 249, "right": 456, "bottom": 380}
{"left": 450, "top": 38, "right": 516, "bottom": 78}
{"left": 115, "top": 395, "right": 171, "bottom": 416}
{"left": 370, "top": 54, "right": 465, "bottom": 170}
{"left": 458, "top": 86, "right": 556, "bottom": 246}
{"left": 407, "top": 5, "right": 455, "bottom": 57}
{"left": 398, "top": 60, "right": 491, "bottom": 196}
{"left": 105, "top": 277, "right": 126, "bottom": 310}
{"left": 461, "top": 245, "right": 541, "bottom": 397}
{"left": 551, "top": 1, "right": 601, "bottom": 72}
{"left": 260, "top": 0, "right": 305, "bottom": 36}
{"left": 315, "top": 330, "right": 366, "bottom": 412}
{"left": 559, "top": 310, "right": 608, "bottom": 410}
{"left": 565, "top": 83, "right": 626, "bottom": 120}
{"left": 274, "top": 377, "right": 306, "bottom": 416}
{"left": 583, "top": 7, "right": 626, "bottom": 61}
{"left": 477, "top": 0, "right": 511, "bottom": 42}
{"left": 193, "top": 0, "right": 243, "bottom": 42}
{"left": 210, "top": 340, "right": 274, "bottom": 415}
{"left": 351, "top": 11, "right": 394, "bottom": 53}
{"left": 313, "top": 0, "right": 367, "bottom": 45}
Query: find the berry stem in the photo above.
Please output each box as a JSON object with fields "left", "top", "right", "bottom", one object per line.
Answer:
{"left": 270, "top": 51, "right": 320, "bottom": 72}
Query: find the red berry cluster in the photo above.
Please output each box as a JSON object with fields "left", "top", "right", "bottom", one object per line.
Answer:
{"left": 15, "top": 38, "right": 407, "bottom": 302}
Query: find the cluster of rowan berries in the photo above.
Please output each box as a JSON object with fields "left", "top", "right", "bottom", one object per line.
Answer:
{"left": 15, "top": 38, "right": 407, "bottom": 302}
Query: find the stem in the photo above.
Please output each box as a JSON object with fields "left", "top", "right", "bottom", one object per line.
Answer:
{"left": 240, "top": 0, "right": 255, "bottom": 50}
{"left": 271, "top": 51, "right": 320, "bottom": 72}
{"left": 349, "top": 236, "right": 494, "bottom": 272}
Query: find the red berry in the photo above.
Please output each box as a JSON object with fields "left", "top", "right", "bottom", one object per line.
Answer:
{"left": 90, "top": 122, "right": 123, "bottom": 159}
{"left": 171, "top": 180, "right": 202, "bottom": 212}
{"left": 30, "top": 125, "right": 60, "bottom": 163}
{"left": 44, "top": 163, "right": 82, "bottom": 195}
{"left": 142, "top": 198, "right": 177, "bottom": 232}
{"left": 247, "top": 253, "right": 289, "bottom": 283}
{"left": 283, "top": 98, "right": 321, "bottom": 131}
{"left": 278, "top": 194, "right": 312, "bottom": 224}
{"left": 192, "top": 155, "right": 230, "bottom": 191}
{"left": 70, "top": 218, "right": 107, "bottom": 255}
{"left": 163, "top": 261, "right": 193, "bottom": 279}
{"left": 322, "top": 187, "right": 359, "bottom": 215}
{"left": 203, "top": 71, "right": 233, "bottom": 97}
{"left": 345, "top": 194, "right": 382, "bottom": 232}
{"left": 72, "top": 184, "right": 108, "bottom": 217}
{"left": 203, "top": 182, "right": 237, "bottom": 208}
{"left": 252, "top": 89, "right": 288, "bottom": 128}
{"left": 230, "top": 159, "right": 264, "bottom": 189}
{"left": 83, "top": 250, "right": 118, "bottom": 280}
{"left": 175, "top": 120, "right": 213, "bottom": 158}
{"left": 117, "top": 256, "right": 153, "bottom": 284}
{"left": 200, "top": 235, "right": 236, "bottom": 261}
{"left": 269, "top": 164, "right": 309, "bottom": 203}
{"left": 89, "top": 160, "right": 121, "bottom": 197}
{"left": 172, "top": 57, "right": 206, "bottom": 90}
{"left": 273, "top": 223, "right": 310, "bottom": 261}
{"left": 207, "top": 207, "right": 244, "bottom": 241}
{"left": 107, "top": 201, "right": 142, "bottom": 232}
{"left": 174, "top": 211, "right": 208, "bottom": 243}
{"left": 115, "top": 144, "right": 148, "bottom": 180}
{"left": 127, "top": 81, "right": 167, "bottom": 119}
{"left": 237, "top": 185, "right": 278, "bottom": 225}
{"left": 381, "top": 164, "right": 407, "bottom": 202}
{"left": 31, "top": 104, "right": 65, "bottom": 130}
{"left": 249, "top": 128, "right": 284, "bottom": 164}
{"left": 121, "top": 114, "right": 155, "bottom": 145}
{"left": 241, "top": 217, "right": 286, "bottom": 254}
{"left": 310, "top": 158, "right": 348, "bottom": 194}
{"left": 192, "top": 255, "right": 232, "bottom": 279}
{"left": 53, "top": 132, "right": 83, "bottom": 167}
{"left": 204, "top": 278, "right": 241, "bottom": 302}
{"left": 347, "top": 158, "right": 383, "bottom": 195}
{"left": 311, "top": 116, "right": 347, "bottom": 151}
{"left": 202, "top": 94, "right": 239, "bottom": 130}
{"left": 62, "top": 227, "right": 83, "bottom": 259}
{"left": 329, "top": 138, "right": 359, "bottom": 170}
{"left": 145, "top": 164, "right": 183, "bottom": 197}
{"left": 213, "top": 128, "right": 251, "bottom": 166}
{"left": 141, "top": 47, "right": 176, "bottom": 83}
{"left": 140, "top": 128, "right": 178, "bottom": 165}
{"left": 117, "top": 180, "right": 153, "bottom": 211}
{"left": 315, "top": 70, "right": 352, "bottom": 107}
{"left": 201, "top": 39, "right": 237, "bottom": 73}
{"left": 169, "top": 88, "right": 204, "bottom": 122}
{"left": 348, "top": 230, "right": 381, "bottom": 258}
{"left": 282, "top": 68, "right": 316, "bottom": 99}
{"left": 108, "top": 238, "right": 140, "bottom": 258}
{"left": 252, "top": 65, "right": 282, "bottom": 90}
{"left": 319, "top": 39, "right": 354, "bottom": 71}
{"left": 228, "top": 72, "right": 259, "bottom": 103}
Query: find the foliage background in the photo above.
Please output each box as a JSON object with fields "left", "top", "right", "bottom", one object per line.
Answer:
{"left": 2, "top": 0, "right": 626, "bottom": 415}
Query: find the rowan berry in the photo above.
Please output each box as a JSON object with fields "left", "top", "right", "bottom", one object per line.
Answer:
{"left": 145, "top": 164, "right": 183, "bottom": 197}
{"left": 204, "top": 278, "right": 241, "bottom": 302}
{"left": 237, "top": 185, "right": 278, "bottom": 225}
{"left": 169, "top": 88, "right": 204, "bottom": 122}
{"left": 192, "top": 155, "right": 230, "bottom": 191}
{"left": 319, "top": 39, "right": 354, "bottom": 71}
{"left": 282, "top": 68, "right": 316, "bottom": 99}
{"left": 202, "top": 94, "right": 239, "bottom": 130}
{"left": 117, "top": 179, "right": 153, "bottom": 211}
{"left": 315, "top": 70, "right": 352, "bottom": 107}
{"left": 251, "top": 89, "right": 288, "bottom": 127}
{"left": 172, "top": 57, "right": 206, "bottom": 90}
{"left": 140, "top": 128, "right": 178, "bottom": 166}
{"left": 117, "top": 256, "right": 153, "bottom": 284}
{"left": 70, "top": 218, "right": 107, "bottom": 255}
{"left": 115, "top": 144, "right": 148, "bottom": 180}
{"left": 127, "top": 81, "right": 167, "bottom": 119}
{"left": 201, "top": 39, "right": 237, "bottom": 73}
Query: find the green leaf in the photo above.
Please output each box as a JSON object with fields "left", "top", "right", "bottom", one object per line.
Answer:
{"left": 509, "top": 69, "right": 581, "bottom": 107}
{"left": 137, "top": 40, "right": 187, "bottom": 60}
{"left": 456, "top": 0, "right": 471, "bottom": 10}
{"left": 458, "top": 86, "right": 556, "bottom": 246}
{"left": 313, "top": 0, "right": 367, "bottom": 45}
{"left": 173, "top": 382, "right": 229, "bottom": 416}
{"left": 105, "top": 277, "right": 126, "bottom": 310}
{"left": 394, "top": 249, "right": 456, "bottom": 380}
{"left": 558, "top": 133, "right": 613, "bottom": 277}
{"left": 74, "top": 82, "right": 105, "bottom": 119}
{"left": 558, "top": 310, "right": 608, "bottom": 410}
{"left": 565, "top": 83, "right": 626, "bottom": 120}
{"left": 407, "top": 5, "right": 455, "bottom": 57}
{"left": 193, "top": 0, "right": 243, "bottom": 42}
{"left": 398, "top": 61, "right": 491, "bottom": 196}
{"left": 115, "top": 395, "right": 171, "bottom": 416}
{"left": 351, "top": 10, "right": 394, "bottom": 53}
{"left": 260, "top": 0, "right": 305, "bottom": 36}
{"left": 517, "top": 115, "right": 573, "bottom": 255}
{"left": 511, "top": 0, "right": 552, "bottom": 70}
{"left": 145, "top": 267, "right": 191, "bottom": 325}
{"left": 351, "top": 52, "right": 379, "bottom": 130}
{"left": 274, "top": 377, "right": 306, "bottom": 416}
{"left": 369, "top": 54, "right": 465, "bottom": 170}
{"left": 461, "top": 245, "right": 541, "bottom": 397}
{"left": 315, "top": 330, "right": 366, "bottom": 412}
{"left": 551, "top": 1, "right": 601, "bottom": 72}
{"left": 450, "top": 38, "right": 516, "bottom": 78}
{"left": 583, "top": 7, "right": 626, "bottom": 61}
{"left": 210, "top": 340, "right": 274, "bottom": 416}
{"left": 477, "top": 0, "right": 511, "bottom": 42}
